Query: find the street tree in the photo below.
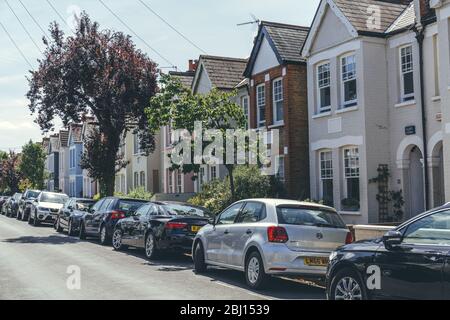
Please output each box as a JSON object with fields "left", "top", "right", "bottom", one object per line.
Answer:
{"left": 0, "top": 151, "right": 23, "bottom": 194}
{"left": 147, "top": 75, "right": 246, "bottom": 201}
{"left": 19, "top": 140, "right": 46, "bottom": 190}
{"left": 27, "top": 13, "right": 158, "bottom": 196}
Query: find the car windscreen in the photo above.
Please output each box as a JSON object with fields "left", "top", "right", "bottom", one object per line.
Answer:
{"left": 161, "top": 203, "right": 207, "bottom": 217}
{"left": 40, "top": 193, "right": 68, "bottom": 204}
{"left": 118, "top": 200, "right": 148, "bottom": 215}
{"left": 76, "top": 201, "right": 95, "bottom": 211}
{"left": 27, "top": 191, "right": 40, "bottom": 199}
{"left": 276, "top": 206, "right": 346, "bottom": 229}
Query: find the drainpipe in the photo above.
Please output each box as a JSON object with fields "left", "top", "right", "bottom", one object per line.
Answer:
{"left": 413, "top": 24, "right": 430, "bottom": 210}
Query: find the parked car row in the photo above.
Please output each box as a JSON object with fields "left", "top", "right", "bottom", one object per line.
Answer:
{"left": 3, "top": 191, "right": 450, "bottom": 299}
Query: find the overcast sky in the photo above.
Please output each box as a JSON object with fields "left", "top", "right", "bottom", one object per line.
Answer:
{"left": 0, "top": 0, "right": 320, "bottom": 152}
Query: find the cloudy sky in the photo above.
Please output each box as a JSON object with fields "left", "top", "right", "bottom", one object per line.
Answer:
{"left": 0, "top": 0, "right": 320, "bottom": 152}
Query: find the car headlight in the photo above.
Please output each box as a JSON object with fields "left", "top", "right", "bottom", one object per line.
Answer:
{"left": 329, "top": 251, "right": 338, "bottom": 261}
{"left": 37, "top": 207, "right": 50, "bottom": 212}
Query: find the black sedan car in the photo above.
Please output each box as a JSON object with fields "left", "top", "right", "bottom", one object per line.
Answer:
{"left": 17, "top": 189, "right": 41, "bottom": 221}
{"left": 326, "top": 204, "right": 450, "bottom": 300}
{"left": 55, "top": 198, "right": 96, "bottom": 236}
{"left": 6, "top": 193, "right": 22, "bottom": 218}
{"left": 112, "top": 201, "right": 211, "bottom": 259}
{"left": 78, "top": 197, "right": 149, "bottom": 245}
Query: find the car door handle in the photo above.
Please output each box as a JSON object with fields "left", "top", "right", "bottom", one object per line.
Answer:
{"left": 246, "top": 229, "right": 253, "bottom": 235}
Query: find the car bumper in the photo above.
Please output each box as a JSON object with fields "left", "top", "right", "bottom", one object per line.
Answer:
{"left": 36, "top": 210, "right": 59, "bottom": 223}
{"left": 261, "top": 244, "right": 332, "bottom": 277}
{"left": 159, "top": 234, "right": 197, "bottom": 251}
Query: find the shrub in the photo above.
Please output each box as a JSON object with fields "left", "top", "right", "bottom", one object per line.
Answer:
{"left": 115, "top": 186, "right": 153, "bottom": 201}
{"left": 189, "top": 165, "right": 286, "bottom": 215}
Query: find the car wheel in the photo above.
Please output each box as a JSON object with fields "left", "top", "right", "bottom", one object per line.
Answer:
{"left": 99, "top": 225, "right": 109, "bottom": 246}
{"left": 145, "top": 233, "right": 158, "bottom": 260}
{"left": 193, "top": 242, "right": 207, "bottom": 273}
{"left": 79, "top": 222, "right": 87, "bottom": 240}
{"left": 112, "top": 229, "right": 127, "bottom": 251}
{"left": 329, "top": 268, "right": 367, "bottom": 301}
{"left": 245, "top": 251, "right": 268, "bottom": 290}
{"left": 16, "top": 210, "right": 21, "bottom": 220}
{"left": 56, "top": 218, "right": 63, "bottom": 232}
{"left": 33, "top": 211, "right": 39, "bottom": 227}
{"left": 27, "top": 211, "right": 32, "bottom": 224}
{"left": 67, "top": 220, "right": 75, "bottom": 236}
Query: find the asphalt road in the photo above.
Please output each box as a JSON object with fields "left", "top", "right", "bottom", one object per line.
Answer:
{"left": 0, "top": 214, "right": 325, "bottom": 300}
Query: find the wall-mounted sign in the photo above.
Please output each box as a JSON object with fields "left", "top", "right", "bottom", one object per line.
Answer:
{"left": 405, "top": 125, "right": 416, "bottom": 136}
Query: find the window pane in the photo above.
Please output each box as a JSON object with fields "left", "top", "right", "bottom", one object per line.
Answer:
{"left": 320, "top": 87, "right": 331, "bottom": 110}
{"left": 322, "top": 180, "right": 334, "bottom": 207}
{"left": 217, "top": 203, "right": 242, "bottom": 225}
{"left": 344, "top": 79, "right": 357, "bottom": 103}
{"left": 257, "top": 85, "right": 265, "bottom": 126}
{"left": 237, "top": 202, "right": 265, "bottom": 223}
{"left": 403, "top": 210, "right": 450, "bottom": 245}
{"left": 404, "top": 72, "right": 414, "bottom": 95}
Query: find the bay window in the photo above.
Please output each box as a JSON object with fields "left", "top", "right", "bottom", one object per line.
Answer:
{"left": 319, "top": 151, "right": 333, "bottom": 207}
{"left": 341, "top": 54, "right": 357, "bottom": 108}
{"left": 272, "top": 78, "right": 284, "bottom": 124}
{"left": 317, "top": 62, "right": 331, "bottom": 113}
{"left": 400, "top": 45, "right": 414, "bottom": 101}
{"left": 343, "top": 147, "right": 360, "bottom": 211}
{"left": 256, "top": 84, "right": 266, "bottom": 127}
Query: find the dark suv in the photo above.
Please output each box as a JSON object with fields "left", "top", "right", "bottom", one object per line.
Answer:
{"left": 78, "top": 197, "right": 149, "bottom": 245}
{"left": 18, "top": 189, "right": 41, "bottom": 221}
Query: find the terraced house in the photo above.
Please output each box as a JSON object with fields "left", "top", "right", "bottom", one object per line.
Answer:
{"left": 302, "top": 0, "right": 444, "bottom": 224}
{"left": 244, "top": 21, "right": 310, "bottom": 200}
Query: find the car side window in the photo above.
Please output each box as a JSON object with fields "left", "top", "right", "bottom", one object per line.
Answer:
{"left": 217, "top": 203, "right": 243, "bottom": 225}
{"left": 100, "top": 199, "right": 113, "bottom": 211}
{"left": 148, "top": 205, "right": 159, "bottom": 216}
{"left": 91, "top": 200, "right": 104, "bottom": 213}
{"left": 236, "top": 202, "right": 266, "bottom": 223}
{"left": 135, "top": 204, "right": 151, "bottom": 217}
{"left": 402, "top": 210, "right": 450, "bottom": 246}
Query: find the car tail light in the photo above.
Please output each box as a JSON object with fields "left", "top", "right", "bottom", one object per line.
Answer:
{"left": 267, "top": 226, "right": 289, "bottom": 243}
{"left": 345, "top": 231, "right": 354, "bottom": 244}
{"left": 111, "top": 210, "right": 126, "bottom": 220}
{"left": 166, "top": 222, "right": 188, "bottom": 230}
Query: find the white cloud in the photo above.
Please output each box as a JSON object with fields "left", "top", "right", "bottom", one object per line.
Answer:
{"left": 0, "top": 121, "right": 34, "bottom": 130}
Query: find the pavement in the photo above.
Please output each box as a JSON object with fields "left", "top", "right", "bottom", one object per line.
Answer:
{"left": 0, "top": 214, "right": 325, "bottom": 300}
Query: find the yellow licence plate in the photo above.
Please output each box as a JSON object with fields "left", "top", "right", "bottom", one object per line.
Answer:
{"left": 191, "top": 226, "right": 202, "bottom": 233}
{"left": 304, "top": 257, "right": 329, "bottom": 267}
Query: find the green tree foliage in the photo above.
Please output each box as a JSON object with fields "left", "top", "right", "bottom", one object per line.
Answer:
{"left": 0, "top": 151, "right": 23, "bottom": 194}
{"left": 19, "top": 140, "right": 46, "bottom": 190}
{"left": 115, "top": 186, "right": 153, "bottom": 201}
{"left": 27, "top": 13, "right": 158, "bottom": 197}
{"left": 147, "top": 74, "right": 247, "bottom": 201}
{"left": 189, "top": 165, "right": 286, "bottom": 215}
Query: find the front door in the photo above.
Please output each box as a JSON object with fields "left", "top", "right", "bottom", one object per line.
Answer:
{"left": 374, "top": 210, "right": 450, "bottom": 299}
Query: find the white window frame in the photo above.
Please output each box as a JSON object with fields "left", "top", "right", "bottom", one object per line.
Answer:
{"left": 319, "top": 150, "right": 333, "bottom": 199}
{"left": 317, "top": 62, "right": 331, "bottom": 113}
{"left": 256, "top": 84, "right": 266, "bottom": 128}
{"left": 133, "top": 133, "right": 143, "bottom": 155}
{"left": 399, "top": 44, "right": 415, "bottom": 102}
{"left": 139, "top": 171, "right": 146, "bottom": 188}
{"left": 340, "top": 53, "right": 357, "bottom": 108}
{"left": 272, "top": 78, "right": 284, "bottom": 125}
{"left": 241, "top": 95, "right": 250, "bottom": 129}
{"left": 199, "top": 166, "right": 206, "bottom": 186}
{"left": 176, "top": 170, "right": 183, "bottom": 193}
{"left": 168, "top": 170, "right": 174, "bottom": 193}
{"left": 275, "top": 155, "right": 285, "bottom": 182}
{"left": 133, "top": 172, "right": 139, "bottom": 189}
{"left": 210, "top": 165, "right": 217, "bottom": 181}
{"left": 343, "top": 147, "right": 360, "bottom": 199}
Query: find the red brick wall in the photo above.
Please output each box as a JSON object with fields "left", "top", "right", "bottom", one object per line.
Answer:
{"left": 249, "top": 63, "right": 310, "bottom": 199}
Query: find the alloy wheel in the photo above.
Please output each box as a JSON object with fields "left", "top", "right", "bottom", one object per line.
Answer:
{"left": 145, "top": 235, "right": 154, "bottom": 258}
{"left": 334, "top": 277, "right": 363, "bottom": 300}
{"left": 112, "top": 230, "right": 122, "bottom": 250}
{"left": 247, "top": 257, "right": 260, "bottom": 285}
{"left": 100, "top": 226, "right": 106, "bottom": 244}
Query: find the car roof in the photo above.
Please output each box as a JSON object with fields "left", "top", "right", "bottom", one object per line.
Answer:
{"left": 236, "top": 198, "right": 337, "bottom": 211}
{"left": 41, "top": 192, "right": 68, "bottom": 196}
{"left": 73, "top": 198, "right": 95, "bottom": 201}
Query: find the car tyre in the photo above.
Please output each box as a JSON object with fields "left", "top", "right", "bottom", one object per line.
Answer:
{"left": 67, "top": 220, "right": 75, "bottom": 236}
{"left": 112, "top": 229, "right": 127, "bottom": 251}
{"left": 27, "top": 211, "right": 32, "bottom": 224}
{"left": 56, "top": 218, "right": 63, "bottom": 232}
{"left": 79, "top": 222, "right": 87, "bottom": 240}
{"left": 329, "top": 268, "right": 368, "bottom": 301}
{"left": 16, "top": 210, "right": 21, "bottom": 220}
{"left": 99, "top": 225, "right": 110, "bottom": 246}
{"left": 245, "top": 251, "right": 268, "bottom": 290}
{"left": 145, "top": 232, "right": 158, "bottom": 260}
{"left": 33, "top": 211, "right": 39, "bottom": 227}
{"left": 193, "top": 242, "right": 207, "bottom": 273}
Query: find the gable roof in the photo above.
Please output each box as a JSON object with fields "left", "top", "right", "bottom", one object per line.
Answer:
{"left": 169, "top": 70, "right": 195, "bottom": 89}
{"left": 244, "top": 21, "right": 309, "bottom": 77}
{"left": 302, "top": 0, "right": 415, "bottom": 57}
{"left": 192, "top": 55, "right": 248, "bottom": 92}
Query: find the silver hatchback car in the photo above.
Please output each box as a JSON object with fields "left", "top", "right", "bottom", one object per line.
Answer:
{"left": 192, "top": 199, "right": 353, "bottom": 289}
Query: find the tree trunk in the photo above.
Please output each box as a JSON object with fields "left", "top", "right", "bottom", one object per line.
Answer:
{"left": 227, "top": 165, "right": 236, "bottom": 202}
{"left": 99, "top": 147, "right": 117, "bottom": 197}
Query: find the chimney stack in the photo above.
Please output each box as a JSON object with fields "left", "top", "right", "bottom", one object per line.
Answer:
{"left": 188, "top": 59, "right": 198, "bottom": 72}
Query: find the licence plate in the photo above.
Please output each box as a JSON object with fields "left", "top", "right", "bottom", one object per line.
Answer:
{"left": 304, "top": 257, "right": 329, "bottom": 267}
{"left": 191, "top": 226, "right": 202, "bottom": 233}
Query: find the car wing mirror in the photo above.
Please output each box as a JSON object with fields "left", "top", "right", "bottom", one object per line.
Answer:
{"left": 382, "top": 230, "right": 403, "bottom": 249}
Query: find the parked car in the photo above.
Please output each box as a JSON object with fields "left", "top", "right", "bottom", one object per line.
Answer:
{"left": 55, "top": 198, "right": 96, "bottom": 236}
{"left": 192, "top": 199, "right": 352, "bottom": 289}
{"left": 17, "top": 189, "right": 41, "bottom": 221}
{"left": 78, "top": 197, "right": 149, "bottom": 245}
{"left": 7, "top": 193, "right": 22, "bottom": 218}
{"left": 112, "top": 201, "right": 211, "bottom": 259}
{"left": 1, "top": 196, "right": 10, "bottom": 215}
{"left": 28, "top": 192, "right": 69, "bottom": 226}
{"left": 0, "top": 196, "right": 8, "bottom": 210}
{"left": 326, "top": 204, "right": 450, "bottom": 300}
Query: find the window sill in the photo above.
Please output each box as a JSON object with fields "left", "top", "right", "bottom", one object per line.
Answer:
{"left": 339, "top": 211, "right": 361, "bottom": 216}
{"left": 312, "top": 111, "right": 331, "bottom": 119}
{"left": 268, "top": 122, "right": 285, "bottom": 129}
{"left": 394, "top": 100, "right": 416, "bottom": 108}
{"left": 336, "top": 106, "right": 358, "bottom": 114}
{"left": 431, "top": 96, "right": 441, "bottom": 102}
